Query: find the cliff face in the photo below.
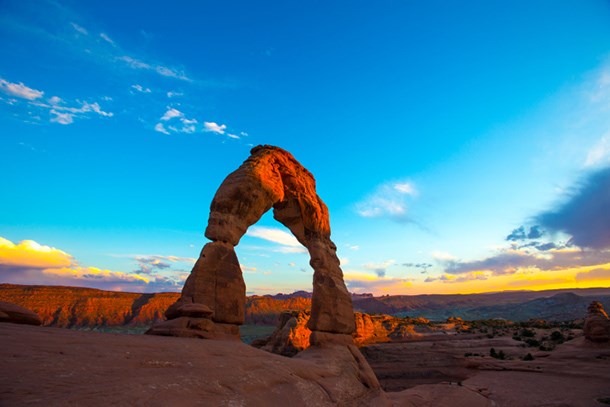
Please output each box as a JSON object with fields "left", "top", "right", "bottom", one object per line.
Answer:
{"left": 0, "top": 284, "right": 179, "bottom": 327}
{"left": 0, "top": 284, "right": 312, "bottom": 328}
{"left": 245, "top": 296, "right": 311, "bottom": 325}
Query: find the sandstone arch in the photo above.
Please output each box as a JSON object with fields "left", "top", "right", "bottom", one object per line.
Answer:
{"left": 148, "top": 145, "right": 356, "bottom": 341}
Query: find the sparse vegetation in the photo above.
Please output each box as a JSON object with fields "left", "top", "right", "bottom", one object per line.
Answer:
{"left": 523, "top": 353, "right": 534, "bottom": 361}
{"left": 520, "top": 328, "right": 536, "bottom": 337}
{"left": 490, "top": 348, "right": 506, "bottom": 360}
{"left": 550, "top": 331, "right": 564, "bottom": 343}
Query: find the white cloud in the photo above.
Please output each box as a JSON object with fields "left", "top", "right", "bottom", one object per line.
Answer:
{"left": 393, "top": 182, "right": 416, "bottom": 195}
{"left": 70, "top": 22, "right": 88, "bottom": 35}
{"left": 131, "top": 84, "right": 151, "bottom": 93}
{"left": 155, "top": 123, "right": 170, "bottom": 135}
{"left": 48, "top": 96, "right": 62, "bottom": 105}
{"left": 156, "top": 108, "right": 197, "bottom": 134}
{"left": 99, "top": 33, "right": 115, "bottom": 46}
{"left": 227, "top": 133, "right": 240, "bottom": 139}
{"left": 247, "top": 226, "right": 303, "bottom": 247}
{"left": 160, "top": 107, "right": 183, "bottom": 121}
{"left": 167, "top": 91, "right": 183, "bottom": 98}
{"left": 50, "top": 109, "right": 74, "bottom": 125}
{"left": 356, "top": 179, "right": 417, "bottom": 222}
{"left": 204, "top": 121, "right": 227, "bottom": 134}
{"left": 0, "top": 79, "right": 44, "bottom": 100}
{"left": 432, "top": 251, "right": 456, "bottom": 261}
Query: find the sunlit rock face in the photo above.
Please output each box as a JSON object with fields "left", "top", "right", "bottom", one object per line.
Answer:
{"left": 584, "top": 301, "right": 610, "bottom": 343}
{"left": 147, "top": 145, "right": 355, "bottom": 340}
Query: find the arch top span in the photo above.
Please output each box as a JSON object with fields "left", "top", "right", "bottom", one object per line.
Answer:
{"left": 205, "top": 145, "right": 330, "bottom": 247}
{"left": 147, "top": 145, "right": 356, "bottom": 341}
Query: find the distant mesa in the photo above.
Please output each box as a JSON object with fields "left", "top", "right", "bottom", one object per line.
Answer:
{"left": 0, "top": 301, "right": 42, "bottom": 326}
{"left": 147, "top": 145, "right": 355, "bottom": 341}
{"left": 584, "top": 300, "right": 610, "bottom": 343}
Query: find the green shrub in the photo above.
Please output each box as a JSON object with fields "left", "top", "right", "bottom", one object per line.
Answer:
{"left": 550, "top": 331, "right": 564, "bottom": 343}
{"left": 520, "top": 328, "right": 535, "bottom": 337}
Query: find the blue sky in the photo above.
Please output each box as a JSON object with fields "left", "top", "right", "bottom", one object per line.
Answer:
{"left": 2, "top": 0, "right": 610, "bottom": 295}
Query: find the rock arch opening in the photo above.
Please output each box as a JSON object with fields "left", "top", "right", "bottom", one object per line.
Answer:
{"left": 147, "top": 145, "right": 356, "bottom": 342}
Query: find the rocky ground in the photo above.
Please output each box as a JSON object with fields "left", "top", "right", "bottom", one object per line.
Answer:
{"left": 363, "top": 330, "right": 610, "bottom": 406}
{"left": 2, "top": 322, "right": 609, "bottom": 406}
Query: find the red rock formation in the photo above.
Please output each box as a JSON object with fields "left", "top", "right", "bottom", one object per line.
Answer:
{"left": 0, "top": 301, "right": 42, "bottom": 325}
{"left": 584, "top": 301, "right": 610, "bottom": 343}
{"left": 254, "top": 311, "right": 436, "bottom": 355}
{"left": 0, "top": 284, "right": 179, "bottom": 328}
{"left": 149, "top": 145, "right": 355, "bottom": 340}
{"left": 0, "top": 283, "right": 313, "bottom": 328}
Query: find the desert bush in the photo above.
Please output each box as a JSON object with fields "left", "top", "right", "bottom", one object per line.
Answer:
{"left": 490, "top": 348, "right": 506, "bottom": 360}
{"left": 520, "top": 328, "right": 535, "bottom": 337}
{"left": 550, "top": 331, "right": 564, "bottom": 343}
{"left": 523, "top": 353, "right": 534, "bottom": 361}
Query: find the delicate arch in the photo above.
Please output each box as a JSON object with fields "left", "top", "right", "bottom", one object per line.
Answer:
{"left": 148, "top": 145, "right": 355, "bottom": 340}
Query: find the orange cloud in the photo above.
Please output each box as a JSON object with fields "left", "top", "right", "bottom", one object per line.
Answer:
{"left": 0, "top": 237, "right": 73, "bottom": 268}
{"left": 0, "top": 236, "right": 184, "bottom": 292}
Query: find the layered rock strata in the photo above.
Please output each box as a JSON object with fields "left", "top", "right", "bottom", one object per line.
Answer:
{"left": 147, "top": 145, "right": 355, "bottom": 341}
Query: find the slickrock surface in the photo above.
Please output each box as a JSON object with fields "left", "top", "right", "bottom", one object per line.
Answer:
{"left": 0, "top": 301, "right": 41, "bottom": 325}
{"left": 150, "top": 145, "right": 355, "bottom": 340}
{"left": 584, "top": 300, "right": 610, "bottom": 343}
{"left": 0, "top": 323, "right": 495, "bottom": 407}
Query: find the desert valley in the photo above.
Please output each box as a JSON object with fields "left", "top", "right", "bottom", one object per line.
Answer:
{"left": 1, "top": 283, "right": 610, "bottom": 406}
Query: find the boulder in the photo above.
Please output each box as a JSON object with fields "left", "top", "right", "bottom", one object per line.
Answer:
{"left": 0, "top": 301, "right": 42, "bottom": 326}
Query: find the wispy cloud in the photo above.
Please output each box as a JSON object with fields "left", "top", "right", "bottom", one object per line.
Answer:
{"left": 0, "top": 79, "right": 44, "bottom": 100}
{"left": 154, "top": 123, "right": 170, "bottom": 135}
{"left": 70, "top": 22, "right": 88, "bottom": 36}
{"left": 133, "top": 254, "right": 195, "bottom": 274}
{"left": 118, "top": 55, "right": 190, "bottom": 82}
{"left": 99, "top": 32, "right": 115, "bottom": 46}
{"left": 247, "top": 226, "right": 303, "bottom": 247}
{"left": 131, "top": 84, "right": 151, "bottom": 93}
{"left": 363, "top": 260, "right": 395, "bottom": 278}
{"left": 356, "top": 180, "right": 417, "bottom": 222}
{"left": 343, "top": 270, "right": 413, "bottom": 293}
{"left": 2, "top": 78, "right": 113, "bottom": 125}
